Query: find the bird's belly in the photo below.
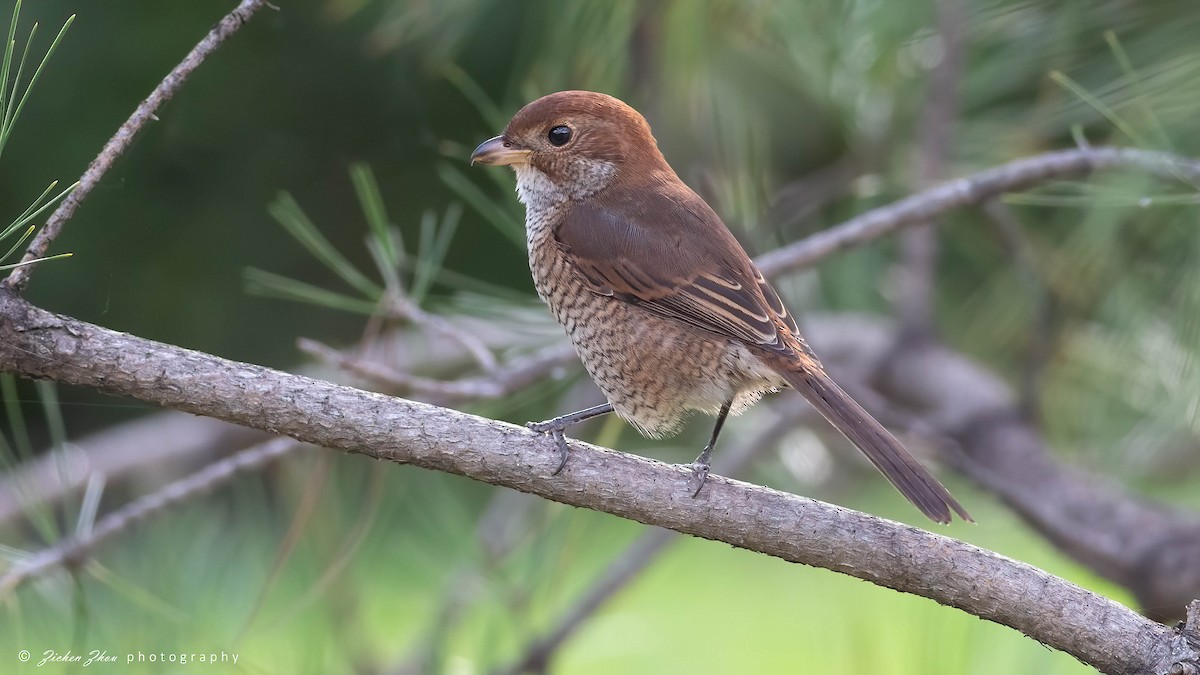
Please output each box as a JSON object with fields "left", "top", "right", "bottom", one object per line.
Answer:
{"left": 529, "top": 237, "right": 783, "bottom": 438}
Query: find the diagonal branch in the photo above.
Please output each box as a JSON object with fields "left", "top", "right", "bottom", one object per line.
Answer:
{"left": 298, "top": 337, "right": 577, "bottom": 406}
{"left": 0, "top": 413, "right": 266, "bottom": 525}
{"left": 0, "top": 436, "right": 299, "bottom": 595}
{"left": 0, "top": 291, "right": 1195, "bottom": 675}
{"left": 755, "top": 146, "right": 1200, "bottom": 277}
{"left": 2, "top": 0, "right": 272, "bottom": 292}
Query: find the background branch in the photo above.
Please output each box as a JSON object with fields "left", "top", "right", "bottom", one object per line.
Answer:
{"left": 0, "top": 412, "right": 264, "bottom": 525}
{"left": 0, "top": 436, "right": 299, "bottom": 595}
{"left": 0, "top": 291, "right": 1195, "bottom": 674}
{"left": 755, "top": 147, "right": 1200, "bottom": 276}
{"left": 805, "top": 315, "right": 1200, "bottom": 623}
{"left": 299, "top": 338, "right": 577, "bottom": 406}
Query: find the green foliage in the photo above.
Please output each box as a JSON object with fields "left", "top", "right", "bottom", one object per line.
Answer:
{"left": 0, "top": 375, "right": 70, "bottom": 548}
{"left": 437, "top": 162, "right": 524, "bottom": 248}
{"left": 0, "top": 1, "right": 73, "bottom": 158}
{"left": 245, "top": 164, "right": 477, "bottom": 316}
{"left": 0, "top": 180, "right": 72, "bottom": 269}
{"left": 0, "top": 1, "right": 74, "bottom": 271}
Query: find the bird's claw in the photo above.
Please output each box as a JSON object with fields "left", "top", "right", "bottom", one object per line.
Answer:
{"left": 526, "top": 419, "right": 571, "bottom": 474}
{"left": 685, "top": 444, "right": 714, "bottom": 497}
{"left": 687, "top": 461, "right": 710, "bottom": 497}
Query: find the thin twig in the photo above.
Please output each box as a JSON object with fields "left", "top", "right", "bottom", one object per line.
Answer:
{"left": 755, "top": 146, "right": 1200, "bottom": 277}
{"left": 0, "top": 437, "right": 300, "bottom": 596}
{"left": 499, "top": 529, "right": 674, "bottom": 675}
{"left": 385, "top": 294, "right": 500, "bottom": 375}
{"left": 298, "top": 337, "right": 577, "bottom": 406}
{"left": 2, "top": 0, "right": 273, "bottom": 292}
{"left": 0, "top": 413, "right": 264, "bottom": 525}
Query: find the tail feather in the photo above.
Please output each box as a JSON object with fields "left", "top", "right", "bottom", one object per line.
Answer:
{"left": 778, "top": 366, "right": 971, "bottom": 524}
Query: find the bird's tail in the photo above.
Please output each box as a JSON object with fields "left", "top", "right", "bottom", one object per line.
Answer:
{"left": 775, "top": 363, "right": 971, "bottom": 524}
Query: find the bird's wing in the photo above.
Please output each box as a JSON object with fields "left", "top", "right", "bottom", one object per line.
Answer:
{"left": 553, "top": 180, "right": 801, "bottom": 354}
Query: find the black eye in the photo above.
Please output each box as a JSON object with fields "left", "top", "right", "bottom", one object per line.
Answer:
{"left": 547, "top": 125, "right": 572, "bottom": 146}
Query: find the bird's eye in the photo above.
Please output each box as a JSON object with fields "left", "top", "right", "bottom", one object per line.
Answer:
{"left": 547, "top": 125, "right": 572, "bottom": 146}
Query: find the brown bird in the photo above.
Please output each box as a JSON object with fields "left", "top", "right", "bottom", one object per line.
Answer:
{"left": 471, "top": 90, "right": 970, "bottom": 523}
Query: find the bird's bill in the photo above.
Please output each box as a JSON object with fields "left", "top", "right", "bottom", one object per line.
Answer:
{"left": 470, "top": 135, "right": 531, "bottom": 166}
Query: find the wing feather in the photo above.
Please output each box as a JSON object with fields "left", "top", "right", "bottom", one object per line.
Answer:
{"left": 554, "top": 179, "right": 792, "bottom": 353}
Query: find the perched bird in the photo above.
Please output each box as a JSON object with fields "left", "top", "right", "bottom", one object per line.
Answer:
{"left": 471, "top": 91, "right": 970, "bottom": 523}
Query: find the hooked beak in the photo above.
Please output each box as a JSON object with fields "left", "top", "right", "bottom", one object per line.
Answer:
{"left": 470, "top": 135, "right": 531, "bottom": 166}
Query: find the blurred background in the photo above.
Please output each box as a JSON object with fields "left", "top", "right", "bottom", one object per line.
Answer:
{"left": 2, "top": 0, "right": 1200, "bottom": 673}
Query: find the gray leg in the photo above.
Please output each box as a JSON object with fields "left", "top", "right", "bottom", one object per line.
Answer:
{"left": 689, "top": 399, "right": 732, "bottom": 497}
{"left": 527, "top": 403, "right": 615, "bottom": 474}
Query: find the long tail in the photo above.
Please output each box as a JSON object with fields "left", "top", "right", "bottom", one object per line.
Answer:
{"left": 776, "top": 364, "right": 971, "bottom": 524}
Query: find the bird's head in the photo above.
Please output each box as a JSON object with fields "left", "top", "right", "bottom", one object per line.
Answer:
{"left": 470, "top": 91, "right": 669, "bottom": 207}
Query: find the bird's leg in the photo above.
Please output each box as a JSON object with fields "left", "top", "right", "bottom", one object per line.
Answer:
{"left": 688, "top": 399, "right": 732, "bottom": 497}
{"left": 527, "top": 403, "right": 615, "bottom": 474}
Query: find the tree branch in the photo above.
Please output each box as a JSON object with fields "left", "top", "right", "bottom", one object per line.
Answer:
{"left": 755, "top": 147, "right": 1200, "bottom": 277}
{"left": 0, "top": 412, "right": 265, "bottom": 525}
{"left": 298, "top": 337, "right": 577, "bottom": 406}
{"left": 0, "top": 291, "right": 1195, "bottom": 674}
{"left": 0, "top": 437, "right": 299, "bottom": 595}
{"left": 2, "top": 0, "right": 272, "bottom": 292}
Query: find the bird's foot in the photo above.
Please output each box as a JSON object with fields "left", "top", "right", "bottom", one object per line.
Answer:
{"left": 525, "top": 404, "right": 615, "bottom": 475}
{"left": 526, "top": 418, "right": 572, "bottom": 475}
{"left": 687, "top": 460, "right": 710, "bottom": 497}
{"left": 685, "top": 445, "right": 714, "bottom": 497}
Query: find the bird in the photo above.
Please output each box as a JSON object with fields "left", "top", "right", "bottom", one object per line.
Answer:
{"left": 470, "top": 90, "right": 970, "bottom": 524}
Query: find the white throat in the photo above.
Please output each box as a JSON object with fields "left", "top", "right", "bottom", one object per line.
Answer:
{"left": 512, "top": 160, "right": 617, "bottom": 214}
